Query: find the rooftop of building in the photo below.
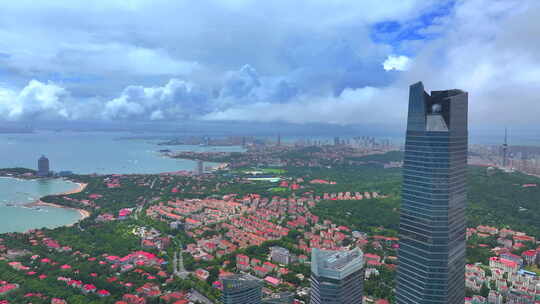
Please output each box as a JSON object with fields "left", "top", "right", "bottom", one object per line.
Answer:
{"left": 311, "top": 248, "right": 363, "bottom": 280}
{"left": 221, "top": 273, "right": 262, "bottom": 291}
{"left": 270, "top": 246, "right": 290, "bottom": 254}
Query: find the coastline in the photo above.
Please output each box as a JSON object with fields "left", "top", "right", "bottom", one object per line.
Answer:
{"left": 28, "top": 201, "right": 90, "bottom": 225}
{"left": 62, "top": 182, "right": 88, "bottom": 195}
{"left": 24, "top": 181, "right": 91, "bottom": 225}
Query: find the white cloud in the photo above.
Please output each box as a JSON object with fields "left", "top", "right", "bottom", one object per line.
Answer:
{"left": 0, "top": 80, "right": 73, "bottom": 120}
{"left": 204, "top": 86, "right": 405, "bottom": 125}
{"left": 0, "top": 0, "right": 440, "bottom": 92}
{"left": 398, "top": 0, "right": 540, "bottom": 126}
{"left": 0, "top": 0, "right": 538, "bottom": 128}
{"left": 102, "top": 79, "right": 209, "bottom": 120}
{"left": 383, "top": 55, "right": 411, "bottom": 71}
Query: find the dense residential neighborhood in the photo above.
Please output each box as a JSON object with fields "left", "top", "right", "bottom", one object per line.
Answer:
{"left": 1, "top": 147, "right": 540, "bottom": 303}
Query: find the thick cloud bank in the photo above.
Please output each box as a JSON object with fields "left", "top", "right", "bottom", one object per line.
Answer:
{"left": 0, "top": 81, "right": 71, "bottom": 120}
{"left": 103, "top": 79, "right": 208, "bottom": 120}
{"left": 0, "top": 0, "right": 538, "bottom": 127}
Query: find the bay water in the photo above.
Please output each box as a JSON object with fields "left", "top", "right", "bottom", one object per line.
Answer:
{"left": 0, "top": 131, "right": 244, "bottom": 233}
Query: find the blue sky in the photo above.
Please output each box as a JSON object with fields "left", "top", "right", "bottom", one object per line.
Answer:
{"left": 0, "top": 0, "right": 538, "bottom": 128}
{"left": 371, "top": 1, "right": 456, "bottom": 53}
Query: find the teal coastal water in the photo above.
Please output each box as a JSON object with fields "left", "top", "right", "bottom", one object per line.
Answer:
{"left": 0, "top": 131, "right": 244, "bottom": 174}
{"left": 0, "top": 177, "right": 81, "bottom": 233}
{"left": 0, "top": 131, "right": 245, "bottom": 233}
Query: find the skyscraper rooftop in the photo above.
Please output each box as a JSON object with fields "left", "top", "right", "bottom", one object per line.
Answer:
{"left": 311, "top": 248, "right": 363, "bottom": 280}
{"left": 221, "top": 274, "right": 262, "bottom": 304}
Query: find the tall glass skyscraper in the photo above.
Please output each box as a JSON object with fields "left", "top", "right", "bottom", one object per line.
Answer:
{"left": 396, "top": 82, "right": 468, "bottom": 304}
{"left": 310, "top": 248, "right": 364, "bottom": 304}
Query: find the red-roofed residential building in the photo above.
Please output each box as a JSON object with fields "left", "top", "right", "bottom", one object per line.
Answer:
{"left": 364, "top": 253, "right": 382, "bottom": 263}
{"left": 499, "top": 228, "right": 515, "bottom": 238}
{"left": 253, "top": 266, "right": 270, "bottom": 277}
{"left": 160, "top": 291, "right": 187, "bottom": 303}
{"left": 0, "top": 283, "right": 19, "bottom": 295}
{"left": 122, "top": 294, "right": 147, "bottom": 304}
{"left": 500, "top": 252, "right": 523, "bottom": 266}
{"left": 118, "top": 208, "right": 132, "bottom": 219}
{"left": 82, "top": 284, "right": 97, "bottom": 294}
{"left": 236, "top": 254, "right": 249, "bottom": 264}
{"left": 195, "top": 269, "right": 209, "bottom": 281}
{"left": 264, "top": 276, "right": 281, "bottom": 287}
{"left": 367, "top": 260, "right": 383, "bottom": 267}
{"left": 97, "top": 290, "right": 111, "bottom": 297}
{"left": 521, "top": 250, "right": 537, "bottom": 265}
{"left": 251, "top": 258, "right": 261, "bottom": 266}
{"left": 513, "top": 234, "right": 535, "bottom": 243}
{"left": 68, "top": 280, "right": 83, "bottom": 288}
{"left": 263, "top": 261, "right": 277, "bottom": 272}
{"left": 237, "top": 260, "right": 250, "bottom": 271}
{"left": 477, "top": 225, "right": 499, "bottom": 235}
{"left": 136, "top": 283, "right": 161, "bottom": 298}
{"left": 489, "top": 257, "right": 519, "bottom": 273}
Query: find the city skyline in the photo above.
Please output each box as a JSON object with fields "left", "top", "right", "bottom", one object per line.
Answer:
{"left": 0, "top": 1, "right": 539, "bottom": 303}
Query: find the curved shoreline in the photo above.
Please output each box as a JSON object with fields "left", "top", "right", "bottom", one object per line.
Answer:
{"left": 28, "top": 201, "right": 90, "bottom": 225}
{"left": 24, "top": 181, "right": 90, "bottom": 226}
{"left": 62, "top": 182, "right": 87, "bottom": 195}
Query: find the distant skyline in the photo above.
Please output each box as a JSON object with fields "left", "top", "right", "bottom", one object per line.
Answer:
{"left": 0, "top": 0, "right": 539, "bottom": 129}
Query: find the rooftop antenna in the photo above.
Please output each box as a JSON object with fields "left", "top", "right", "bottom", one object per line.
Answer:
{"left": 502, "top": 128, "right": 508, "bottom": 167}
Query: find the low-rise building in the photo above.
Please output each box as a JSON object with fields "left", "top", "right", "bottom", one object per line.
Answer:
{"left": 487, "top": 290, "right": 503, "bottom": 304}
{"left": 521, "top": 250, "right": 537, "bottom": 265}
{"left": 489, "top": 257, "right": 519, "bottom": 274}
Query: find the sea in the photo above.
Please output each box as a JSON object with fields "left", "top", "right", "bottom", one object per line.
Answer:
{"left": 0, "top": 131, "right": 245, "bottom": 233}
{"left": 0, "top": 177, "right": 81, "bottom": 233}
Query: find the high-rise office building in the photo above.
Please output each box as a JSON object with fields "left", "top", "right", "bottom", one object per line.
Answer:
{"left": 396, "top": 82, "right": 468, "bottom": 304}
{"left": 310, "top": 248, "right": 364, "bottom": 304}
{"left": 221, "top": 274, "right": 262, "bottom": 304}
{"left": 196, "top": 160, "right": 204, "bottom": 175}
{"left": 263, "top": 292, "right": 294, "bottom": 304}
{"left": 37, "top": 155, "right": 50, "bottom": 177}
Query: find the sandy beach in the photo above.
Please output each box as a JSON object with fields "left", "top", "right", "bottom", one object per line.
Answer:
{"left": 62, "top": 182, "right": 88, "bottom": 195}
{"left": 25, "top": 181, "right": 91, "bottom": 224}
{"left": 29, "top": 201, "right": 91, "bottom": 223}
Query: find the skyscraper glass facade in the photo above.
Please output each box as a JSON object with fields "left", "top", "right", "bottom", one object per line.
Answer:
{"left": 221, "top": 274, "right": 262, "bottom": 304}
{"left": 396, "top": 82, "right": 468, "bottom": 304}
{"left": 310, "top": 248, "right": 364, "bottom": 304}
